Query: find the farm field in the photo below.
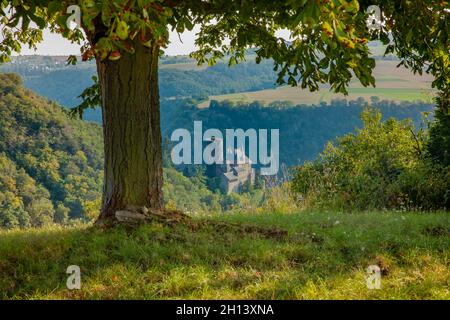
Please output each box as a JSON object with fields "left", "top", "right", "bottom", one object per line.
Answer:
{"left": 198, "top": 61, "right": 436, "bottom": 108}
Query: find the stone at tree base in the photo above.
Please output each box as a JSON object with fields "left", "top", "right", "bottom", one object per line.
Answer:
{"left": 124, "top": 205, "right": 149, "bottom": 215}
{"left": 115, "top": 210, "right": 149, "bottom": 224}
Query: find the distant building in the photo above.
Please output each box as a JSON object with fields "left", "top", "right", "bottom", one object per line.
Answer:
{"left": 207, "top": 145, "right": 256, "bottom": 194}
{"left": 218, "top": 161, "right": 255, "bottom": 194}
{"left": 204, "top": 136, "right": 256, "bottom": 193}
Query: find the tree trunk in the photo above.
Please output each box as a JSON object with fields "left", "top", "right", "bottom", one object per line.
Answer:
{"left": 95, "top": 42, "right": 164, "bottom": 224}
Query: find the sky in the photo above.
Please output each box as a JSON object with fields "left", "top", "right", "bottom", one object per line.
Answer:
{"left": 18, "top": 27, "right": 291, "bottom": 57}
{"left": 18, "top": 27, "right": 200, "bottom": 56}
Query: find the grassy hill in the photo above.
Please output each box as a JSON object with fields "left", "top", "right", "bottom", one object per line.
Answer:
{"left": 198, "top": 61, "right": 436, "bottom": 108}
{"left": 0, "top": 46, "right": 448, "bottom": 301}
{"left": 0, "top": 211, "right": 448, "bottom": 299}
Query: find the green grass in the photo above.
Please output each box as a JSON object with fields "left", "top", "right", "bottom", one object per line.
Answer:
{"left": 321, "top": 88, "right": 435, "bottom": 104}
{"left": 0, "top": 211, "right": 448, "bottom": 300}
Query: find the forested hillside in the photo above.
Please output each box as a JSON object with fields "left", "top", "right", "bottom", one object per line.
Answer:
{"left": 164, "top": 99, "right": 434, "bottom": 166}
{"left": 0, "top": 73, "right": 217, "bottom": 228}
{"left": 0, "top": 73, "right": 103, "bottom": 227}
{"left": 0, "top": 0, "right": 447, "bottom": 302}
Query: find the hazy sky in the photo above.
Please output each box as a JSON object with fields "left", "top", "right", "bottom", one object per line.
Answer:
{"left": 18, "top": 28, "right": 201, "bottom": 56}
{"left": 18, "top": 27, "right": 291, "bottom": 56}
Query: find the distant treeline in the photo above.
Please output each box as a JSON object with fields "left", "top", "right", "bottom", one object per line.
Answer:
{"left": 1, "top": 58, "right": 278, "bottom": 122}
{"left": 163, "top": 99, "right": 434, "bottom": 167}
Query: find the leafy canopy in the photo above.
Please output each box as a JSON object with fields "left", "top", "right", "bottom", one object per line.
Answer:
{"left": 0, "top": 1, "right": 448, "bottom": 95}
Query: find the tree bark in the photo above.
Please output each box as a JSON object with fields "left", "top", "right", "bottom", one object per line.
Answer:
{"left": 95, "top": 42, "right": 164, "bottom": 224}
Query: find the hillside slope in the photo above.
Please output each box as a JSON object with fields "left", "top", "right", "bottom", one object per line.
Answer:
{"left": 165, "top": 99, "right": 435, "bottom": 166}
{"left": 0, "top": 73, "right": 103, "bottom": 227}
{"left": 0, "top": 74, "right": 215, "bottom": 228}
{"left": 0, "top": 211, "right": 448, "bottom": 299}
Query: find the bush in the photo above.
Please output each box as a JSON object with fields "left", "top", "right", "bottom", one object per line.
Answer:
{"left": 292, "top": 108, "right": 450, "bottom": 211}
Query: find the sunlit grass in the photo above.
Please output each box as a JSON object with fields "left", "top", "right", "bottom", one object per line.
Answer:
{"left": 0, "top": 211, "right": 448, "bottom": 300}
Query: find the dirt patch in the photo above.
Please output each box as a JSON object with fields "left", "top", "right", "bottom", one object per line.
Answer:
{"left": 96, "top": 208, "right": 191, "bottom": 229}
{"left": 196, "top": 220, "right": 288, "bottom": 241}
{"left": 97, "top": 209, "right": 288, "bottom": 241}
{"left": 422, "top": 225, "right": 449, "bottom": 237}
{"left": 373, "top": 256, "right": 391, "bottom": 276}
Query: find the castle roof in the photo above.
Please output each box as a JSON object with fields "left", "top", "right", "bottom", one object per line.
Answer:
{"left": 223, "top": 171, "right": 239, "bottom": 181}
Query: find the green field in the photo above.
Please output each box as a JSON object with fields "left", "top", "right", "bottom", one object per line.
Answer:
{"left": 198, "top": 61, "right": 436, "bottom": 108}
{"left": 1, "top": 211, "right": 448, "bottom": 300}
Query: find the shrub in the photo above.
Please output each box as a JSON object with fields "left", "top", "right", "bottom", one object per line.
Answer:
{"left": 292, "top": 108, "right": 450, "bottom": 211}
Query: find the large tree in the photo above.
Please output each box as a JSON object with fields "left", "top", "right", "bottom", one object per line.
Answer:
{"left": 0, "top": 0, "right": 448, "bottom": 224}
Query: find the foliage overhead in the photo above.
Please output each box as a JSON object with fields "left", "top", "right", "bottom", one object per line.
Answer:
{"left": 0, "top": 0, "right": 448, "bottom": 96}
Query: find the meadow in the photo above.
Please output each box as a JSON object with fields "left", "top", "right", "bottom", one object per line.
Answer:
{"left": 1, "top": 211, "right": 448, "bottom": 300}
{"left": 198, "top": 61, "right": 436, "bottom": 108}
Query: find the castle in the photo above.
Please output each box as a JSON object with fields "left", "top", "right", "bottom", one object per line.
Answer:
{"left": 208, "top": 148, "right": 256, "bottom": 194}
